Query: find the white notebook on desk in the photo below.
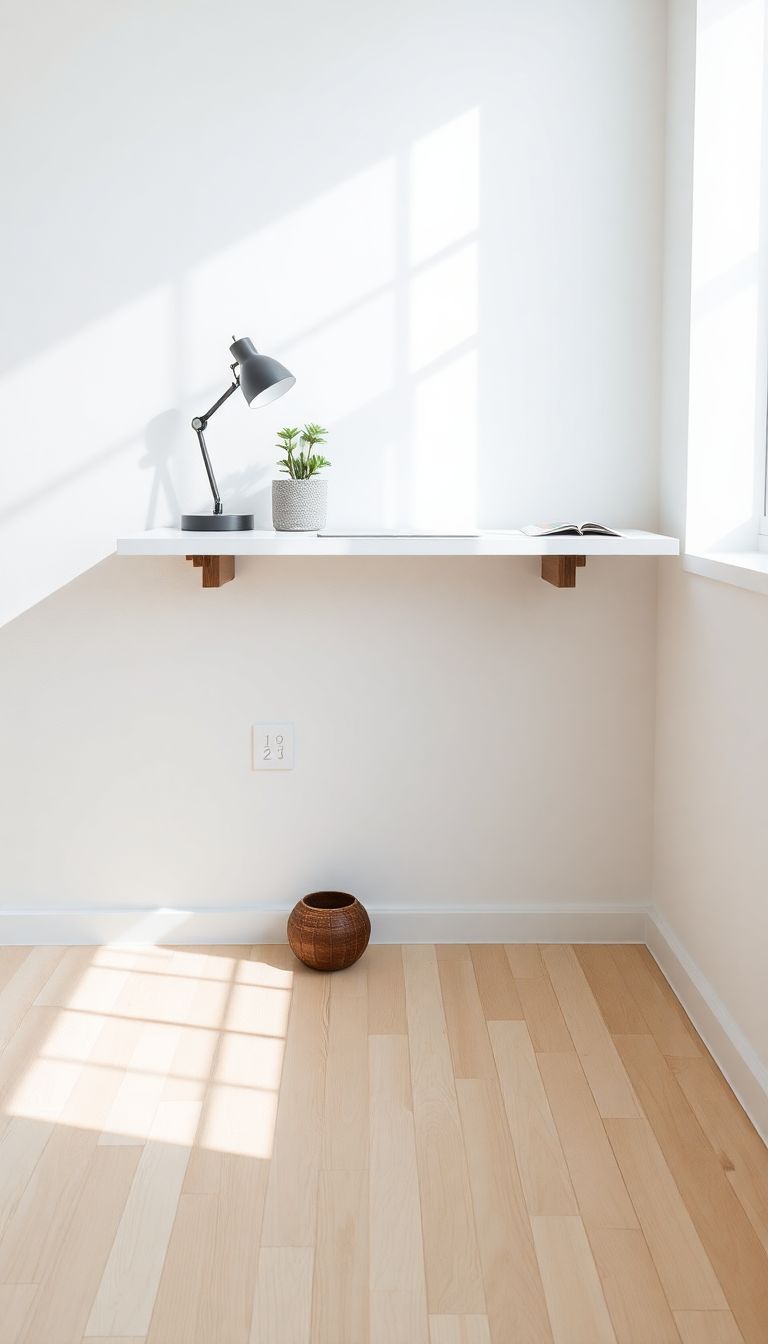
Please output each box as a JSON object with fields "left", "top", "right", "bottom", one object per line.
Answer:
{"left": 319, "top": 529, "right": 481, "bottom": 537}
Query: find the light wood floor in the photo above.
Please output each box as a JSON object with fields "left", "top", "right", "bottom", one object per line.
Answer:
{"left": 0, "top": 943, "right": 765, "bottom": 1344}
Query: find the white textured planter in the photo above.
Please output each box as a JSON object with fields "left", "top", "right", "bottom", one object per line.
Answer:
{"left": 272, "top": 478, "right": 328, "bottom": 532}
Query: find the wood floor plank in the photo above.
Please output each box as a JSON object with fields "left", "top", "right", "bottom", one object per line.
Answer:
{"left": 182, "top": 1143, "right": 222, "bottom": 1196}
{"left": 0, "top": 1005, "right": 60, "bottom": 1118}
{"left": 428, "top": 1318, "right": 492, "bottom": 1344}
{"left": 366, "top": 947, "right": 407, "bottom": 1035}
{"left": 587, "top": 1226, "right": 680, "bottom": 1343}
{"left": 249, "top": 942, "right": 293, "bottom": 969}
{"left": 85, "top": 1138, "right": 192, "bottom": 1338}
{"left": 32, "top": 948, "right": 99, "bottom": 1008}
{"left": 469, "top": 946, "right": 523, "bottom": 1020}
{"left": 0, "top": 998, "right": 148, "bottom": 1285}
{"left": 5, "top": 1003, "right": 106, "bottom": 1127}
{"left": 186, "top": 964, "right": 274, "bottom": 1344}
{"left": 515, "top": 976, "right": 574, "bottom": 1053}
{"left": 0, "top": 948, "right": 66, "bottom": 1050}
{"left": 541, "top": 946, "right": 639, "bottom": 1118}
{"left": 146, "top": 1191, "right": 218, "bottom": 1344}
{"left": 437, "top": 946, "right": 496, "bottom": 1080}
{"left": 605, "top": 1117, "right": 727, "bottom": 1312}
{"left": 505, "top": 945, "right": 545, "bottom": 979}
{"left": 0, "top": 949, "right": 33, "bottom": 996}
{"left": 403, "top": 945, "right": 484, "bottom": 1315}
{"left": 0, "top": 1123, "right": 96, "bottom": 1286}
{"left": 311, "top": 1167, "right": 368, "bottom": 1344}
{"left": 143, "top": 953, "right": 266, "bottom": 1344}
{"left": 251, "top": 1247, "right": 313, "bottom": 1344}
{"left": 20, "top": 1144, "right": 141, "bottom": 1344}
{"left": 369, "top": 1035, "right": 428, "bottom": 1342}
{"left": 322, "top": 959, "right": 368, "bottom": 1172}
{"left": 573, "top": 946, "right": 650, "bottom": 1035}
{"left": 370, "top": 1291, "right": 430, "bottom": 1344}
{"left": 531, "top": 1215, "right": 617, "bottom": 1344}
{"left": 537, "top": 1051, "right": 638, "bottom": 1230}
{"left": 98, "top": 947, "right": 208, "bottom": 1148}
{"left": 610, "top": 947, "right": 700, "bottom": 1058}
{"left": 204, "top": 1154, "right": 270, "bottom": 1344}
{"left": 488, "top": 1021, "right": 577, "bottom": 1217}
{"left": 668, "top": 1054, "right": 768, "bottom": 1255}
{"left": 35, "top": 947, "right": 138, "bottom": 1015}
{"left": 614, "top": 1033, "right": 768, "bottom": 1344}
{"left": 674, "top": 1311, "right": 745, "bottom": 1343}
{"left": 0, "top": 1284, "right": 36, "bottom": 1344}
{"left": 0, "top": 1117, "right": 58, "bottom": 1250}
{"left": 456, "top": 1078, "right": 553, "bottom": 1343}
{"left": 261, "top": 964, "right": 328, "bottom": 1248}
{"left": 96, "top": 989, "right": 183, "bottom": 1148}
{"left": 225, "top": 973, "right": 292, "bottom": 1038}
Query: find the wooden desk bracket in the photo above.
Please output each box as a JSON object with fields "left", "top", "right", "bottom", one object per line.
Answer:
{"left": 540, "top": 555, "right": 586, "bottom": 588}
{"left": 185, "top": 555, "right": 236, "bottom": 588}
{"left": 183, "top": 553, "right": 586, "bottom": 589}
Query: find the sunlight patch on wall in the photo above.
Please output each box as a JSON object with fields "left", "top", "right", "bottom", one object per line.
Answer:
{"left": 687, "top": 289, "right": 759, "bottom": 549}
{"left": 404, "top": 109, "right": 480, "bottom": 527}
{"left": 0, "top": 283, "right": 177, "bottom": 625}
{"left": 186, "top": 158, "right": 398, "bottom": 374}
{"left": 284, "top": 291, "right": 397, "bottom": 422}
{"left": 0, "top": 287, "right": 173, "bottom": 515}
{"left": 0, "top": 106, "right": 482, "bottom": 621}
{"left": 692, "top": 0, "right": 764, "bottom": 287}
{"left": 410, "top": 349, "right": 478, "bottom": 529}
{"left": 409, "top": 242, "right": 478, "bottom": 372}
{"left": 686, "top": 0, "right": 766, "bottom": 551}
{"left": 409, "top": 110, "right": 479, "bottom": 267}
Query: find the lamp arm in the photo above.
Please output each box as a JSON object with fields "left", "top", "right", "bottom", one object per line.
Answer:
{"left": 191, "top": 372, "right": 240, "bottom": 516}
{"left": 197, "top": 373, "right": 239, "bottom": 425}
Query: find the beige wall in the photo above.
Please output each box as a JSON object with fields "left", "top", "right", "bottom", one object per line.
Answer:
{"left": 0, "top": 553, "right": 657, "bottom": 916}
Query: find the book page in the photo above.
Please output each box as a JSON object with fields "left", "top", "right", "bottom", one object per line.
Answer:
{"left": 579, "top": 523, "right": 621, "bottom": 537}
{"left": 521, "top": 524, "right": 581, "bottom": 537}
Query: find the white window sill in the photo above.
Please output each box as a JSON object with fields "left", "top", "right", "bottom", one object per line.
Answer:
{"left": 684, "top": 551, "right": 768, "bottom": 596}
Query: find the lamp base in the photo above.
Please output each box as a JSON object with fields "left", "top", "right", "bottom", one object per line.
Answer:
{"left": 181, "top": 513, "right": 254, "bottom": 532}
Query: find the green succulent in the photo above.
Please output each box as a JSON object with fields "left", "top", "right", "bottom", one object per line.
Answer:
{"left": 277, "top": 423, "right": 331, "bottom": 479}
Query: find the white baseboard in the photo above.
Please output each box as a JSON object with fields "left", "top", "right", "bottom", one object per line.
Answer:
{"left": 0, "top": 901, "right": 649, "bottom": 947}
{"left": 646, "top": 911, "right": 768, "bottom": 1143}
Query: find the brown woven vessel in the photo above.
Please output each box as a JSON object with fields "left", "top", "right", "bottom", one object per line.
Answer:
{"left": 287, "top": 891, "right": 371, "bottom": 971}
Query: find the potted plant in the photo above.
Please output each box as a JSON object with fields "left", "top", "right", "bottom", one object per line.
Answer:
{"left": 272, "top": 423, "right": 331, "bottom": 531}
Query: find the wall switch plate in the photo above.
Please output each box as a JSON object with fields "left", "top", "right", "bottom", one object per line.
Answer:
{"left": 252, "top": 723, "right": 294, "bottom": 770}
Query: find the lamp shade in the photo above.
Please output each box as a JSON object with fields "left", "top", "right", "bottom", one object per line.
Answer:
{"left": 229, "top": 336, "right": 296, "bottom": 408}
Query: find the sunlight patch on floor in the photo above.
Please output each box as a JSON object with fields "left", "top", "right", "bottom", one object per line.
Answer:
{"left": 2, "top": 945, "right": 294, "bottom": 1158}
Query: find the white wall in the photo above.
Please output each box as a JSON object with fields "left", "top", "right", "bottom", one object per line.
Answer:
{"left": 0, "top": 0, "right": 667, "bottom": 922}
{"left": 654, "top": 0, "right": 768, "bottom": 1064}
{"left": 0, "top": 0, "right": 665, "bottom": 625}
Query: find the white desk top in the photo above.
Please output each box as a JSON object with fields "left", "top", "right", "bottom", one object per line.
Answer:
{"left": 117, "top": 528, "right": 680, "bottom": 558}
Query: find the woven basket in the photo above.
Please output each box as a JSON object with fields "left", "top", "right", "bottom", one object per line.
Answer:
{"left": 287, "top": 891, "right": 371, "bottom": 971}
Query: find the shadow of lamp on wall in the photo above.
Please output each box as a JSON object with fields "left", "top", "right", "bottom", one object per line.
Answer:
{"left": 181, "top": 336, "right": 295, "bottom": 532}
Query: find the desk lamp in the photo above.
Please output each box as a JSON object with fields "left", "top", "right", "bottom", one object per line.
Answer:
{"left": 181, "top": 336, "right": 295, "bottom": 531}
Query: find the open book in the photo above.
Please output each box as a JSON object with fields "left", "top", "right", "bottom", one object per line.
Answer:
{"left": 522, "top": 522, "right": 621, "bottom": 538}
